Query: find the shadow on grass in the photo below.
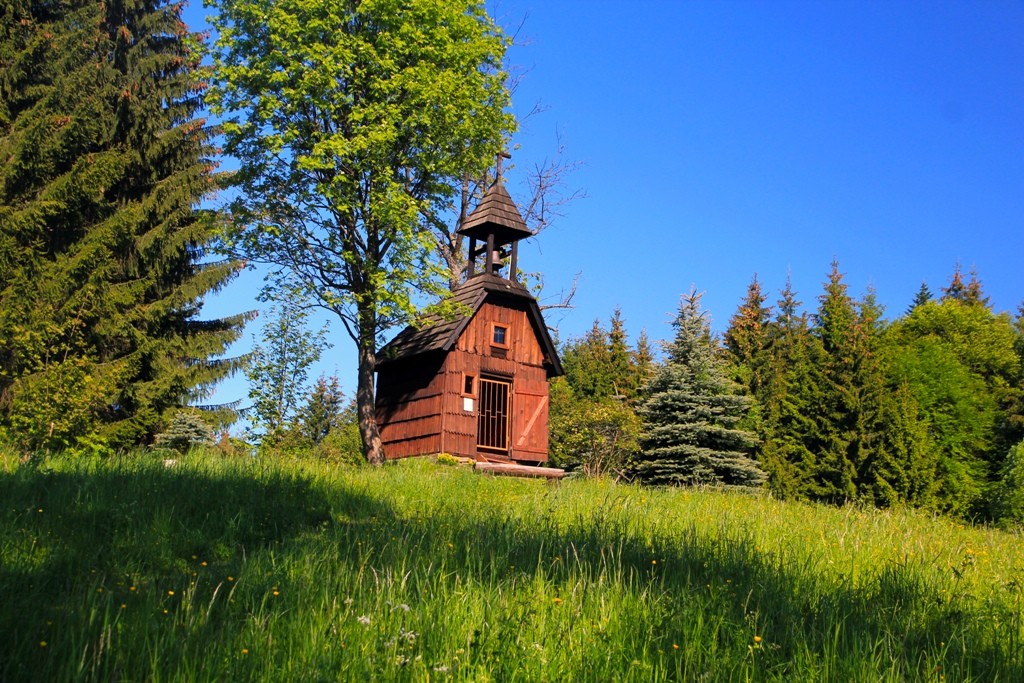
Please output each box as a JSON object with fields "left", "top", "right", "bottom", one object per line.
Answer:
{"left": 0, "top": 457, "right": 394, "bottom": 680}
{"left": 2, "top": 460, "right": 1021, "bottom": 681}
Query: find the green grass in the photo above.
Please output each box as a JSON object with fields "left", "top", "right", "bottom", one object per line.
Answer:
{"left": 1, "top": 450, "right": 1022, "bottom": 681}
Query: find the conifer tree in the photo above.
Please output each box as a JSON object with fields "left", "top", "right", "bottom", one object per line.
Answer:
{"left": 632, "top": 329, "right": 656, "bottom": 393}
{"left": 809, "top": 262, "right": 861, "bottom": 501}
{"left": 851, "top": 286, "right": 901, "bottom": 503}
{"left": 0, "top": 0, "right": 247, "bottom": 450}
{"left": 560, "top": 310, "right": 642, "bottom": 402}
{"left": 810, "top": 262, "right": 890, "bottom": 503}
{"left": 631, "top": 288, "right": 765, "bottom": 488}
{"left": 907, "top": 281, "right": 933, "bottom": 314}
{"left": 607, "top": 308, "right": 635, "bottom": 400}
{"left": 757, "top": 277, "right": 823, "bottom": 499}
{"left": 297, "top": 375, "right": 347, "bottom": 446}
{"left": 1008, "top": 302, "right": 1024, "bottom": 444}
{"left": 963, "top": 266, "right": 990, "bottom": 308}
{"left": 877, "top": 381, "right": 939, "bottom": 508}
{"left": 724, "top": 274, "right": 772, "bottom": 400}
{"left": 561, "top": 320, "right": 614, "bottom": 400}
{"left": 941, "top": 263, "right": 968, "bottom": 304}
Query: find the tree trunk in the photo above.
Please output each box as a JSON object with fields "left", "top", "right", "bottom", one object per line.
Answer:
{"left": 356, "top": 327, "right": 385, "bottom": 464}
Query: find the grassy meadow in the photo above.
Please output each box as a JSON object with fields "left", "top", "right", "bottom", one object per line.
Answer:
{"left": 1, "top": 450, "right": 1022, "bottom": 682}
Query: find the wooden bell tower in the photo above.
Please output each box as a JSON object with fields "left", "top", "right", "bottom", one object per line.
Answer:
{"left": 374, "top": 156, "right": 563, "bottom": 466}
{"left": 457, "top": 153, "right": 533, "bottom": 283}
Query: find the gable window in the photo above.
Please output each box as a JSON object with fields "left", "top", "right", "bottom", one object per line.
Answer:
{"left": 492, "top": 324, "right": 508, "bottom": 347}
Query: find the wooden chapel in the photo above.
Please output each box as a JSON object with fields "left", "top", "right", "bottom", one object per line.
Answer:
{"left": 374, "top": 171, "right": 563, "bottom": 464}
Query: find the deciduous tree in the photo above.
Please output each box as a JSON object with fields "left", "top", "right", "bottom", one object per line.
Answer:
{"left": 207, "top": 0, "right": 515, "bottom": 463}
{"left": 886, "top": 297, "right": 1019, "bottom": 515}
{"left": 244, "top": 289, "right": 328, "bottom": 443}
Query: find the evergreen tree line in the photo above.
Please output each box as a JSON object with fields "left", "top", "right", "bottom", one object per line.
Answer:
{"left": 0, "top": 0, "right": 248, "bottom": 453}
{"left": 552, "top": 263, "right": 1024, "bottom": 524}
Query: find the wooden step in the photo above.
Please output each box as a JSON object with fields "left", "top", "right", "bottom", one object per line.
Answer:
{"left": 474, "top": 461, "right": 565, "bottom": 479}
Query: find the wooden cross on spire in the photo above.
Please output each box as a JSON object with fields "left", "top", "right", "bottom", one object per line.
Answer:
{"left": 495, "top": 150, "right": 512, "bottom": 183}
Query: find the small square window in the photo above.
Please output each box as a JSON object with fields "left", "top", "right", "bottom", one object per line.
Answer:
{"left": 492, "top": 325, "right": 507, "bottom": 346}
{"left": 464, "top": 375, "right": 475, "bottom": 395}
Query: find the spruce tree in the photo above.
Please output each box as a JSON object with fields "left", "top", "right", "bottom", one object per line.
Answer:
{"left": 907, "top": 281, "right": 933, "bottom": 314}
{"left": 1009, "top": 301, "right": 1024, "bottom": 445}
{"left": 296, "top": 375, "right": 347, "bottom": 446}
{"left": 561, "top": 320, "right": 614, "bottom": 400}
{"left": 632, "top": 329, "right": 656, "bottom": 393}
{"left": 810, "top": 262, "right": 890, "bottom": 504}
{"left": 607, "top": 308, "right": 635, "bottom": 400}
{"left": 963, "top": 266, "right": 990, "bottom": 308}
{"left": 941, "top": 263, "right": 968, "bottom": 303}
{"left": 757, "top": 276, "right": 823, "bottom": 499}
{"left": 632, "top": 288, "right": 765, "bottom": 488}
{"left": 561, "top": 310, "right": 642, "bottom": 402}
{"left": 0, "top": 0, "right": 248, "bottom": 450}
{"left": 850, "top": 286, "right": 899, "bottom": 503}
{"left": 724, "top": 273, "right": 772, "bottom": 400}
{"left": 877, "top": 381, "right": 939, "bottom": 508}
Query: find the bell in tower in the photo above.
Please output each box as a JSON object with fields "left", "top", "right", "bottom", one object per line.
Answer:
{"left": 457, "top": 154, "right": 533, "bottom": 283}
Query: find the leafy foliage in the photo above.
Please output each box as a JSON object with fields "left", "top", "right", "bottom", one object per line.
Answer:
{"left": 206, "top": 0, "right": 514, "bottom": 463}
{"left": 548, "top": 380, "right": 641, "bottom": 477}
{"left": 991, "top": 439, "right": 1024, "bottom": 526}
{"left": 551, "top": 310, "right": 648, "bottom": 476}
{"left": 244, "top": 290, "right": 329, "bottom": 443}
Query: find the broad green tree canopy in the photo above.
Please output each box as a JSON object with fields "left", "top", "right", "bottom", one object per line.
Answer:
{"left": 206, "top": 0, "right": 515, "bottom": 462}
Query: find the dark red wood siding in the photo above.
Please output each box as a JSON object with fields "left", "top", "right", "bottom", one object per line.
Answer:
{"left": 375, "top": 355, "right": 446, "bottom": 459}
{"left": 376, "top": 299, "right": 552, "bottom": 463}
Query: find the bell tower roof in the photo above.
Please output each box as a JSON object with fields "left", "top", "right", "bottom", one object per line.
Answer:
{"left": 457, "top": 181, "right": 533, "bottom": 246}
{"left": 457, "top": 153, "right": 534, "bottom": 283}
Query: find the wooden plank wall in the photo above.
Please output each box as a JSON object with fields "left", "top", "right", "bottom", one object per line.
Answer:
{"left": 376, "top": 358, "right": 445, "bottom": 459}
{"left": 377, "top": 300, "right": 553, "bottom": 462}
{"left": 438, "top": 350, "right": 477, "bottom": 458}
{"left": 455, "top": 302, "right": 544, "bottom": 367}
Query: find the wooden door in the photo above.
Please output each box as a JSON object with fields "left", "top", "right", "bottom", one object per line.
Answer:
{"left": 513, "top": 380, "right": 549, "bottom": 461}
{"left": 477, "top": 375, "right": 511, "bottom": 454}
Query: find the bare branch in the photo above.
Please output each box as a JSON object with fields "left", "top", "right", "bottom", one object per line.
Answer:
{"left": 538, "top": 271, "right": 580, "bottom": 312}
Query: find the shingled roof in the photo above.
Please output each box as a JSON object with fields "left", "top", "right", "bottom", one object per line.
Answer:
{"left": 457, "top": 182, "right": 533, "bottom": 244}
{"left": 376, "top": 273, "right": 563, "bottom": 377}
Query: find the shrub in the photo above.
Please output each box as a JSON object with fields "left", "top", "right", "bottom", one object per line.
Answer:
{"left": 154, "top": 412, "right": 214, "bottom": 453}
{"left": 991, "top": 439, "right": 1024, "bottom": 526}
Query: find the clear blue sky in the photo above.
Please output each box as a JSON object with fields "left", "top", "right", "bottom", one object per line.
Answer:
{"left": 190, "top": 0, "right": 1024, "bottom": 414}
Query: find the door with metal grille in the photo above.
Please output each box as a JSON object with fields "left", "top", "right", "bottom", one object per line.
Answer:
{"left": 477, "top": 376, "right": 511, "bottom": 454}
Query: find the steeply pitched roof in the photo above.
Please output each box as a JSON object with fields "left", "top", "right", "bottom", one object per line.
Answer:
{"left": 376, "top": 273, "right": 563, "bottom": 377}
{"left": 457, "top": 182, "right": 533, "bottom": 244}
